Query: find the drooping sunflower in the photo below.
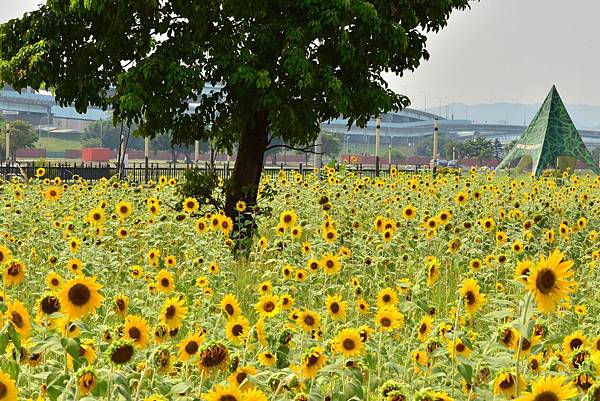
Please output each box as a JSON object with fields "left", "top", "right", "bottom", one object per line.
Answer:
{"left": 325, "top": 294, "right": 347, "bottom": 321}
{"left": 300, "top": 346, "right": 327, "bottom": 378}
{"left": 426, "top": 259, "right": 441, "bottom": 287}
{"left": 114, "top": 294, "right": 129, "bottom": 318}
{"left": 3, "top": 259, "right": 25, "bottom": 287}
{"left": 515, "top": 375, "right": 577, "bottom": 401}
{"left": 0, "top": 370, "right": 18, "bottom": 401}
{"left": 333, "top": 328, "right": 365, "bottom": 358}
{"left": 459, "top": 278, "right": 486, "bottom": 316}
{"left": 198, "top": 342, "right": 229, "bottom": 375}
{"left": 159, "top": 297, "right": 188, "bottom": 330}
{"left": 178, "top": 331, "right": 206, "bottom": 361}
{"left": 36, "top": 293, "right": 61, "bottom": 326}
{"left": 526, "top": 249, "right": 576, "bottom": 313}
{"left": 225, "top": 315, "right": 250, "bottom": 345}
{"left": 107, "top": 340, "right": 135, "bottom": 365}
{"left": 123, "top": 315, "right": 150, "bottom": 349}
{"left": 6, "top": 299, "right": 32, "bottom": 339}
{"left": 76, "top": 366, "right": 97, "bottom": 395}
{"left": 59, "top": 276, "right": 104, "bottom": 320}
{"left": 155, "top": 269, "right": 175, "bottom": 293}
{"left": 498, "top": 326, "right": 519, "bottom": 349}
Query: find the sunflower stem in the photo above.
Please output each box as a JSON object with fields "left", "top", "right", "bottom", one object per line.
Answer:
{"left": 515, "top": 292, "right": 532, "bottom": 396}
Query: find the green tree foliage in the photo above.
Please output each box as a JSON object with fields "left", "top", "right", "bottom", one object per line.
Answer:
{"left": 0, "top": 0, "right": 473, "bottom": 220}
{"left": 321, "top": 131, "right": 342, "bottom": 159}
{"left": 82, "top": 120, "right": 145, "bottom": 150}
{"left": 0, "top": 119, "right": 38, "bottom": 161}
{"left": 445, "top": 136, "right": 495, "bottom": 163}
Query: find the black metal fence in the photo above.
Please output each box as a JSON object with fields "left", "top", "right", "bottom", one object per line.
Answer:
{"left": 0, "top": 161, "right": 423, "bottom": 183}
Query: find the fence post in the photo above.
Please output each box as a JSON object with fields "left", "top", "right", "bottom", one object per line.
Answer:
{"left": 299, "top": 163, "right": 303, "bottom": 175}
{"left": 375, "top": 158, "right": 380, "bottom": 177}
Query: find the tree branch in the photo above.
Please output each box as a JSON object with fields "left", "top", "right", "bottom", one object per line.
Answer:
{"left": 264, "top": 144, "right": 324, "bottom": 154}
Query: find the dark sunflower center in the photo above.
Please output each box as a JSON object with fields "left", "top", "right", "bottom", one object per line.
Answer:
{"left": 120, "top": 206, "right": 128, "bottom": 214}
{"left": 533, "top": 391, "right": 559, "bottom": 401}
{"left": 330, "top": 303, "right": 340, "bottom": 313}
{"left": 529, "top": 359, "right": 539, "bottom": 371}
{"left": 342, "top": 338, "right": 356, "bottom": 351}
{"left": 160, "top": 278, "right": 170, "bottom": 288}
{"left": 456, "top": 343, "right": 466, "bottom": 352}
{"left": 7, "top": 263, "right": 20, "bottom": 276}
{"left": 219, "top": 396, "right": 238, "bottom": 401}
{"left": 128, "top": 327, "right": 141, "bottom": 340}
{"left": 186, "top": 202, "right": 194, "bottom": 209}
{"left": 535, "top": 269, "right": 556, "bottom": 295}
{"left": 570, "top": 338, "right": 584, "bottom": 350}
{"left": 68, "top": 283, "right": 91, "bottom": 306}
{"left": 225, "top": 304, "right": 234, "bottom": 316}
{"left": 419, "top": 323, "right": 428, "bottom": 334}
{"left": 382, "top": 294, "right": 391, "bottom": 303}
{"left": 111, "top": 344, "right": 134, "bottom": 364}
{"left": 235, "top": 372, "right": 248, "bottom": 384}
{"left": 165, "top": 305, "right": 176, "bottom": 319}
{"left": 11, "top": 311, "right": 23, "bottom": 328}
{"left": 185, "top": 341, "right": 199, "bottom": 355}
{"left": 326, "top": 260, "right": 334, "bottom": 268}
{"left": 0, "top": 382, "right": 7, "bottom": 398}
{"left": 41, "top": 296, "right": 60, "bottom": 314}
{"left": 465, "top": 291, "right": 476, "bottom": 305}
{"left": 263, "top": 302, "right": 275, "bottom": 312}
{"left": 499, "top": 375, "right": 514, "bottom": 389}
{"left": 303, "top": 315, "right": 315, "bottom": 326}
{"left": 231, "top": 324, "right": 243, "bottom": 336}
{"left": 200, "top": 344, "right": 228, "bottom": 367}
{"left": 116, "top": 299, "right": 126, "bottom": 311}
{"left": 283, "top": 215, "right": 292, "bottom": 223}
{"left": 306, "top": 354, "right": 320, "bottom": 367}
{"left": 380, "top": 317, "right": 392, "bottom": 327}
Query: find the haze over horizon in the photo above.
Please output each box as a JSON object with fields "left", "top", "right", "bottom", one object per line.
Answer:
{"left": 2, "top": 1, "right": 600, "bottom": 109}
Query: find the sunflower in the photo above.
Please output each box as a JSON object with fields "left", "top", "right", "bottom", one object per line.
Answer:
{"left": 562, "top": 330, "right": 587, "bottom": 354}
{"left": 325, "top": 294, "right": 347, "bottom": 321}
{"left": 377, "top": 288, "right": 398, "bottom": 307}
{"left": 258, "top": 351, "right": 277, "bottom": 367}
{"left": 426, "top": 259, "right": 441, "bottom": 287}
{"left": 455, "top": 191, "right": 468, "bottom": 205}
{"left": 67, "top": 258, "right": 84, "bottom": 276}
{"left": 515, "top": 260, "right": 534, "bottom": 284}
{"left": 3, "top": 260, "right": 25, "bottom": 287}
{"left": 307, "top": 258, "right": 320, "bottom": 274}
{"left": 235, "top": 201, "right": 246, "bottom": 212}
{"left": 116, "top": 201, "right": 133, "bottom": 219}
{"left": 481, "top": 217, "right": 495, "bottom": 231}
{"left": 225, "top": 315, "right": 250, "bottom": 345}
{"left": 417, "top": 315, "right": 434, "bottom": 342}
{"left": 45, "top": 186, "right": 61, "bottom": 201}
{"left": 280, "top": 294, "right": 294, "bottom": 310}
{"left": 59, "top": 276, "right": 104, "bottom": 320}
{"left": 114, "top": 294, "right": 129, "bottom": 318}
{"left": 0, "top": 370, "right": 18, "bottom": 401}
{"left": 255, "top": 294, "right": 280, "bottom": 318}
{"left": 159, "top": 296, "right": 188, "bottom": 330}
{"left": 77, "top": 366, "right": 97, "bottom": 395}
{"left": 257, "top": 280, "right": 273, "bottom": 294}
{"left": 515, "top": 375, "right": 577, "bottom": 401}
{"left": 220, "top": 293, "right": 241, "bottom": 319}
{"left": 36, "top": 293, "right": 61, "bottom": 327}
{"left": 301, "top": 346, "right": 327, "bottom": 378}
{"left": 528, "top": 353, "right": 543, "bottom": 374}
{"left": 227, "top": 365, "right": 257, "bottom": 391}
{"left": 86, "top": 207, "right": 105, "bottom": 227}
{"left": 198, "top": 342, "right": 229, "bottom": 375}
{"left": 178, "top": 331, "right": 206, "bottom": 361}
{"left": 496, "top": 231, "right": 508, "bottom": 245}
{"left": 321, "top": 253, "right": 341, "bottom": 275}
{"left": 279, "top": 210, "right": 298, "bottom": 229}
{"left": 402, "top": 205, "right": 417, "bottom": 220}
{"left": 6, "top": 299, "right": 32, "bottom": 339}
{"left": 493, "top": 371, "right": 525, "bottom": 399}
{"left": 123, "top": 315, "right": 150, "bottom": 349}
{"left": 107, "top": 340, "right": 135, "bottom": 365}
{"left": 448, "top": 338, "right": 471, "bottom": 359}
{"left": 182, "top": 197, "right": 199, "bottom": 213}
{"left": 459, "top": 278, "right": 486, "bottom": 316}
{"left": 356, "top": 299, "right": 369, "bottom": 315}
{"left": 0, "top": 245, "right": 12, "bottom": 265}
{"left": 333, "top": 328, "right": 365, "bottom": 358}
{"left": 204, "top": 383, "right": 244, "bottom": 401}
{"left": 526, "top": 249, "right": 576, "bottom": 313}
{"left": 298, "top": 309, "right": 321, "bottom": 333}
{"left": 155, "top": 269, "right": 175, "bottom": 293}
{"left": 498, "top": 326, "right": 519, "bottom": 349}
{"left": 219, "top": 216, "right": 234, "bottom": 235}
{"left": 469, "top": 258, "right": 482, "bottom": 270}
{"left": 375, "top": 306, "right": 404, "bottom": 332}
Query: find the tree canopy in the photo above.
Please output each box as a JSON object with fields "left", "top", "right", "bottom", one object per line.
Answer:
{"left": 0, "top": 0, "right": 473, "bottom": 220}
{"left": 0, "top": 119, "right": 38, "bottom": 161}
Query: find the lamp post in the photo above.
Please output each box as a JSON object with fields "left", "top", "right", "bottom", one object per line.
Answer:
{"left": 5, "top": 123, "right": 10, "bottom": 163}
{"left": 420, "top": 91, "right": 427, "bottom": 113}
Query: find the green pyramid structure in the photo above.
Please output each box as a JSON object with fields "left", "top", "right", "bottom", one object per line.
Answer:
{"left": 496, "top": 86, "right": 600, "bottom": 176}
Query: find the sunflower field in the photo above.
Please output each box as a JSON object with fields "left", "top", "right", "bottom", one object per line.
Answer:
{"left": 1, "top": 166, "right": 600, "bottom": 401}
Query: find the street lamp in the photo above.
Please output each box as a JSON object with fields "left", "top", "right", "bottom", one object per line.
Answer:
{"left": 420, "top": 91, "right": 427, "bottom": 113}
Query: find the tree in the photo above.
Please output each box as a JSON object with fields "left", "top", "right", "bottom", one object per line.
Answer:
{"left": 82, "top": 119, "right": 145, "bottom": 150}
{"left": 321, "top": 131, "right": 342, "bottom": 160}
{"left": 0, "top": 119, "right": 38, "bottom": 161}
{"left": 0, "top": 0, "right": 472, "bottom": 224}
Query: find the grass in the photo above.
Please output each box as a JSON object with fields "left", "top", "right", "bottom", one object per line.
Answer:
{"left": 36, "top": 136, "right": 83, "bottom": 152}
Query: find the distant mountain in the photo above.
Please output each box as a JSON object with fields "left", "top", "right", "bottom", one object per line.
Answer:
{"left": 428, "top": 102, "right": 600, "bottom": 130}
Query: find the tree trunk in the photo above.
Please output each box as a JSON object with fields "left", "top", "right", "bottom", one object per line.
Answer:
{"left": 224, "top": 111, "right": 269, "bottom": 228}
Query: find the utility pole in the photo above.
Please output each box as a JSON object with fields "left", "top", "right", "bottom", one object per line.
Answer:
{"left": 194, "top": 140, "right": 200, "bottom": 163}
{"left": 313, "top": 131, "right": 323, "bottom": 170}
{"left": 432, "top": 118, "right": 439, "bottom": 174}
{"left": 375, "top": 116, "right": 381, "bottom": 176}
{"left": 4, "top": 123, "right": 10, "bottom": 163}
{"left": 144, "top": 136, "right": 150, "bottom": 182}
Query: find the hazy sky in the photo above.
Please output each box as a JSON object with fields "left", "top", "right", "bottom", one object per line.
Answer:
{"left": 2, "top": 0, "right": 599, "bottom": 108}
